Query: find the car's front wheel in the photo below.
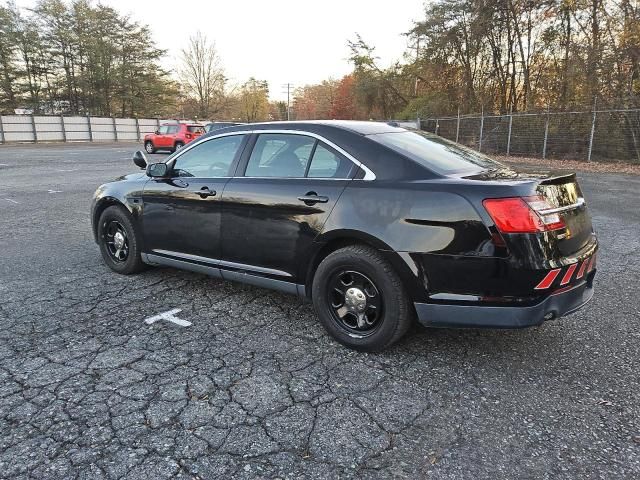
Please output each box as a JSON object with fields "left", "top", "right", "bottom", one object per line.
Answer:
{"left": 312, "top": 245, "right": 414, "bottom": 351}
{"left": 144, "top": 141, "right": 155, "bottom": 154}
{"left": 97, "top": 205, "right": 146, "bottom": 275}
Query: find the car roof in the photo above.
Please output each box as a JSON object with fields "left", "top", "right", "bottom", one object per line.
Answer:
{"left": 233, "top": 120, "right": 405, "bottom": 136}
{"left": 197, "top": 120, "right": 430, "bottom": 181}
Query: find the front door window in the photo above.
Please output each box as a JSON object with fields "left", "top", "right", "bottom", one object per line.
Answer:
{"left": 173, "top": 135, "right": 245, "bottom": 178}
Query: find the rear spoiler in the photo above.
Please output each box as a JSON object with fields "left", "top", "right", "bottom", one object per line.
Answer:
{"left": 538, "top": 172, "right": 576, "bottom": 186}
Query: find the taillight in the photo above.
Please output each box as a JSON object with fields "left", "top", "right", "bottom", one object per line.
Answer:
{"left": 185, "top": 133, "right": 192, "bottom": 139}
{"left": 523, "top": 196, "right": 565, "bottom": 230}
{"left": 483, "top": 196, "right": 566, "bottom": 234}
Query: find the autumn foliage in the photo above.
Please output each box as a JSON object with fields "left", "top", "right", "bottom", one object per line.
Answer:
{"left": 330, "top": 75, "right": 358, "bottom": 119}
{"left": 291, "top": 0, "right": 640, "bottom": 120}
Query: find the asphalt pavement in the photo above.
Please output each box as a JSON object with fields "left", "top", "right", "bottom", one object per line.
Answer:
{"left": 0, "top": 142, "right": 638, "bottom": 479}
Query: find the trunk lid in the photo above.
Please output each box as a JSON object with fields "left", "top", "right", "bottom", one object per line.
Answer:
{"left": 465, "top": 167, "right": 594, "bottom": 257}
{"left": 535, "top": 173, "right": 593, "bottom": 256}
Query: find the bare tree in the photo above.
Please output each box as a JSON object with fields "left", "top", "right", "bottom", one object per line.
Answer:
{"left": 179, "top": 32, "right": 226, "bottom": 119}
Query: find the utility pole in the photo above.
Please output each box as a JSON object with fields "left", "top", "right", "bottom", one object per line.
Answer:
{"left": 281, "top": 83, "right": 294, "bottom": 121}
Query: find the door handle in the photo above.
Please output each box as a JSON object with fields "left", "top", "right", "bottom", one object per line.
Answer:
{"left": 298, "top": 192, "right": 329, "bottom": 205}
{"left": 197, "top": 186, "right": 217, "bottom": 198}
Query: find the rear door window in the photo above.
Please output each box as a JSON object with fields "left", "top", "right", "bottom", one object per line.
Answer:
{"left": 166, "top": 125, "right": 179, "bottom": 134}
{"left": 307, "top": 142, "right": 352, "bottom": 178}
{"left": 245, "top": 134, "right": 315, "bottom": 177}
{"left": 188, "top": 125, "right": 205, "bottom": 134}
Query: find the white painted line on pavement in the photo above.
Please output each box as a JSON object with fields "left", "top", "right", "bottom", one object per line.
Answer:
{"left": 3, "top": 198, "right": 19, "bottom": 204}
{"left": 144, "top": 308, "right": 192, "bottom": 327}
{"left": 47, "top": 189, "right": 63, "bottom": 193}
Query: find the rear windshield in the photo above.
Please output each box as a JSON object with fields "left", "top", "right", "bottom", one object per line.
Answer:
{"left": 187, "top": 125, "right": 205, "bottom": 134}
{"left": 368, "top": 131, "right": 505, "bottom": 174}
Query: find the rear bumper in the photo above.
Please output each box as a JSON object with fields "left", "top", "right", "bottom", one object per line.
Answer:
{"left": 415, "top": 270, "right": 596, "bottom": 329}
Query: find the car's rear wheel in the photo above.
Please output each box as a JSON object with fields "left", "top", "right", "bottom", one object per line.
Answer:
{"left": 312, "top": 245, "right": 414, "bottom": 351}
{"left": 97, "top": 205, "right": 145, "bottom": 275}
{"left": 173, "top": 141, "right": 184, "bottom": 152}
{"left": 144, "top": 141, "right": 155, "bottom": 154}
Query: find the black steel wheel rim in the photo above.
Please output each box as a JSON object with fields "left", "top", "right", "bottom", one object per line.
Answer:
{"left": 103, "top": 220, "right": 129, "bottom": 263}
{"left": 327, "top": 270, "right": 383, "bottom": 336}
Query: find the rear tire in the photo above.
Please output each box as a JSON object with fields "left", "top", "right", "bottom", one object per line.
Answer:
{"left": 144, "top": 141, "right": 155, "bottom": 154}
{"left": 173, "top": 141, "right": 184, "bottom": 152}
{"left": 97, "top": 205, "right": 146, "bottom": 275}
{"left": 312, "top": 245, "right": 414, "bottom": 352}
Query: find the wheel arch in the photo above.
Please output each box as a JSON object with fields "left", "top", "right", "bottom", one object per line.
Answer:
{"left": 303, "top": 230, "right": 426, "bottom": 302}
{"left": 92, "top": 197, "right": 134, "bottom": 242}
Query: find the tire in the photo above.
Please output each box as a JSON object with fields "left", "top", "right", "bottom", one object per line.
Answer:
{"left": 97, "top": 205, "right": 146, "bottom": 275}
{"left": 312, "top": 245, "right": 414, "bottom": 352}
{"left": 144, "top": 141, "right": 156, "bottom": 154}
{"left": 173, "top": 141, "right": 184, "bottom": 152}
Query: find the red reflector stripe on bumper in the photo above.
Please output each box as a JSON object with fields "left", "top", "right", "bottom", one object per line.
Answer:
{"left": 560, "top": 263, "right": 578, "bottom": 285}
{"left": 588, "top": 254, "right": 596, "bottom": 272}
{"left": 576, "top": 259, "right": 589, "bottom": 279}
{"left": 535, "top": 269, "right": 561, "bottom": 290}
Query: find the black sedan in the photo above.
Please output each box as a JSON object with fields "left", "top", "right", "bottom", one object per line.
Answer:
{"left": 91, "top": 121, "right": 598, "bottom": 351}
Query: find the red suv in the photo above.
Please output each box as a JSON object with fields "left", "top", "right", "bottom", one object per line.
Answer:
{"left": 144, "top": 123, "right": 205, "bottom": 153}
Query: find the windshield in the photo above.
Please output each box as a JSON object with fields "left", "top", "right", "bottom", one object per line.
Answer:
{"left": 368, "top": 131, "right": 505, "bottom": 175}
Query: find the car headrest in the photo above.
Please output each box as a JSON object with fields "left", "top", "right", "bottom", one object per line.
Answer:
{"left": 269, "top": 152, "right": 304, "bottom": 177}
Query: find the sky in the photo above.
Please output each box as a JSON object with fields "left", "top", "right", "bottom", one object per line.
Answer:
{"left": 14, "top": 0, "right": 426, "bottom": 101}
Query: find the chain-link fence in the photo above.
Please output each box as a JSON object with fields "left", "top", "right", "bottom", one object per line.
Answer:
{"left": 0, "top": 115, "right": 203, "bottom": 144}
{"left": 420, "top": 108, "right": 640, "bottom": 164}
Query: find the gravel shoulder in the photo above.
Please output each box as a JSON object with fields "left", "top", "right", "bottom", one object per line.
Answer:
{"left": 496, "top": 154, "right": 640, "bottom": 175}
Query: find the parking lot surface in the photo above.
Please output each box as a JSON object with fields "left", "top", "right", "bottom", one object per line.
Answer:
{"left": 0, "top": 142, "right": 638, "bottom": 479}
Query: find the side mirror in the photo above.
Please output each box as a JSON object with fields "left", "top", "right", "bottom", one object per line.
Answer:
{"left": 146, "top": 162, "right": 169, "bottom": 178}
{"left": 154, "top": 129, "right": 160, "bottom": 135}
{"left": 132, "top": 150, "right": 147, "bottom": 169}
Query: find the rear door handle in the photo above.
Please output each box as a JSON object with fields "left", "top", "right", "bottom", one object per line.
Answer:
{"left": 298, "top": 192, "right": 329, "bottom": 205}
{"left": 197, "top": 186, "right": 216, "bottom": 198}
